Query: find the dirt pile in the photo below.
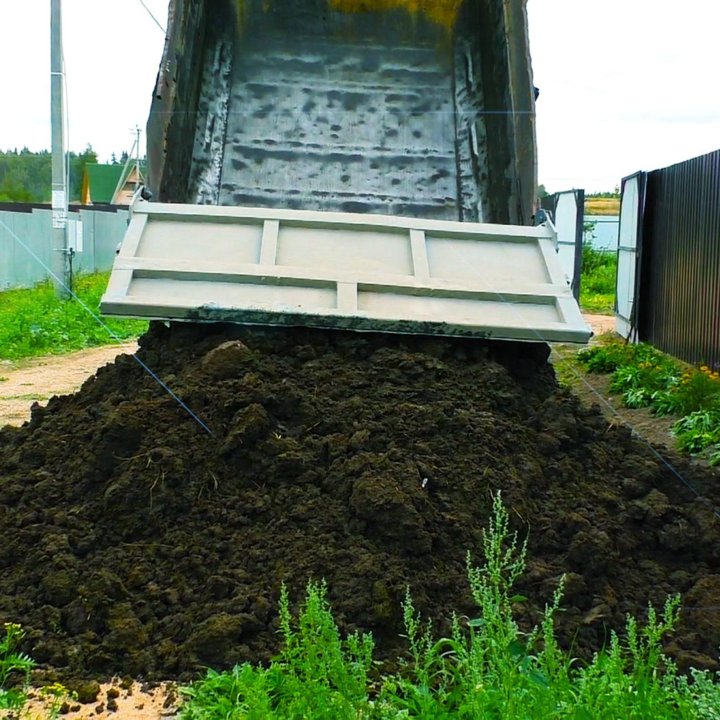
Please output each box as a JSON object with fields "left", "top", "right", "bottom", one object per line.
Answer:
{"left": 1, "top": 322, "right": 719, "bottom": 681}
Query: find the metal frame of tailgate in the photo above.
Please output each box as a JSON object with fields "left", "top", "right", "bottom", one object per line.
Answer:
{"left": 101, "top": 200, "right": 591, "bottom": 343}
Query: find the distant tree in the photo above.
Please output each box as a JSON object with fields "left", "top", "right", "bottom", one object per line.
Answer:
{"left": 587, "top": 189, "right": 620, "bottom": 199}
{"left": 0, "top": 146, "right": 98, "bottom": 203}
{"left": 0, "top": 178, "right": 35, "bottom": 203}
{"left": 537, "top": 184, "right": 548, "bottom": 198}
{"left": 0, "top": 149, "right": 51, "bottom": 202}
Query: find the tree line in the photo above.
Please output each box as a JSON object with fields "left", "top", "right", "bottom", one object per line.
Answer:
{"left": 0, "top": 147, "right": 132, "bottom": 204}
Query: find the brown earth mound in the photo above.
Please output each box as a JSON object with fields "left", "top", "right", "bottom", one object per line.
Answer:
{"left": 1, "top": 322, "right": 719, "bottom": 681}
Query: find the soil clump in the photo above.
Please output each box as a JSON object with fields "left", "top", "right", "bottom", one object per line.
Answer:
{"left": 0, "top": 322, "right": 719, "bottom": 681}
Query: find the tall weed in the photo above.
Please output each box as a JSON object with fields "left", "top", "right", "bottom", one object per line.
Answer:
{"left": 179, "top": 493, "right": 720, "bottom": 719}
{"left": 0, "top": 623, "right": 34, "bottom": 712}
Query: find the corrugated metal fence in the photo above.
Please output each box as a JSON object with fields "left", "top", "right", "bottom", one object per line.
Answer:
{"left": 618, "top": 149, "right": 720, "bottom": 367}
{"left": 0, "top": 204, "right": 129, "bottom": 290}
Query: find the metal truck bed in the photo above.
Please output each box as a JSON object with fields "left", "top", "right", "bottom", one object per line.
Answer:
{"left": 147, "top": 0, "right": 536, "bottom": 225}
{"left": 102, "top": 0, "right": 590, "bottom": 343}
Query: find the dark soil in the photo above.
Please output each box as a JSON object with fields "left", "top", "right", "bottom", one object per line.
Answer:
{"left": 1, "top": 322, "right": 719, "bottom": 681}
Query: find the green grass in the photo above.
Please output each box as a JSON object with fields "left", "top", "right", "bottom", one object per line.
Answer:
{"left": 0, "top": 273, "right": 147, "bottom": 361}
{"left": 580, "top": 241, "right": 617, "bottom": 314}
{"left": 179, "top": 493, "right": 720, "bottom": 719}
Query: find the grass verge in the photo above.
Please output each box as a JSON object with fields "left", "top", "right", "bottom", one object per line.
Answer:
{"left": 0, "top": 273, "right": 147, "bottom": 361}
{"left": 178, "top": 494, "right": 720, "bottom": 719}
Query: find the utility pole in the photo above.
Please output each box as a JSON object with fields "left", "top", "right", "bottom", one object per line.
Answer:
{"left": 50, "top": 0, "right": 71, "bottom": 298}
{"left": 134, "top": 125, "right": 142, "bottom": 191}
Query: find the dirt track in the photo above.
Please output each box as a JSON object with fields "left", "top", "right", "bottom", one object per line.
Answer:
{"left": 0, "top": 344, "right": 138, "bottom": 428}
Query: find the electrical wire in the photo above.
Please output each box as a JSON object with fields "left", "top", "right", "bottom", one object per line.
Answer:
{"left": 137, "top": 0, "right": 166, "bottom": 34}
{"left": 0, "top": 217, "right": 214, "bottom": 437}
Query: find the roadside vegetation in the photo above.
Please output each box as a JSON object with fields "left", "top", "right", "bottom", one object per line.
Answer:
{"left": 579, "top": 238, "right": 617, "bottom": 314}
{"left": 0, "top": 273, "right": 147, "bottom": 362}
{"left": 177, "top": 494, "right": 720, "bottom": 719}
{"left": 577, "top": 337, "right": 720, "bottom": 465}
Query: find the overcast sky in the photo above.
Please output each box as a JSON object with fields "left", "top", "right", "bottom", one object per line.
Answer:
{"left": 1, "top": 0, "right": 718, "bottom": 193}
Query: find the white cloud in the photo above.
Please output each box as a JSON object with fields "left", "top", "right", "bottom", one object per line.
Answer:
{"left": 0, "top": 0, "right": 168, "bottom": 160}
{"left": 528, "top": 0, "right": 720, "bottom": 191}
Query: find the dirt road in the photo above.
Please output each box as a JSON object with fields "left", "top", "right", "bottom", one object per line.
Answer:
{"left": 0, "top": 343, "right": 138, "bottom": 428}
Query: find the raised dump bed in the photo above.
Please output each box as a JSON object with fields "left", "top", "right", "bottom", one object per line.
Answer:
{"left": 103, "top": 0, "right": 589, "bottom": 343}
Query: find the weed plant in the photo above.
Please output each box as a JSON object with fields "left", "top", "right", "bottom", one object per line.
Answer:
{"left": 0, "top": 273, "right": 147, "bottom": 361}
{"left": 578, "top": 339, "right": 720, "bottom": 464}
{"left": 0, "top": 623, "right": 34, "bottom": 712}
{"left": 179, "top": 493, "right": 720, "bottom": 719}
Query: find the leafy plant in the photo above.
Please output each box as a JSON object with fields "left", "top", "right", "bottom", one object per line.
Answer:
{"left": 0, "top": 623, "right": 35, "bottom": 712}
{"left": 39, "top": 682, "right": 77, "bottom": 720}
{"left": 609, "top": 357, "right": 680, "bottom": 409}
{"left": 577, "top": 340, "right": 635, "bottom": 374}
{"left": 668, "top": 367, "right": 720, "bottom": 416}
{"left": 673, "top": 410, "right": 720, "bottom": 458}
{"left": 579, "top": 240, "right": 617, "bottom": 314}
{"left": 576, "top": 338, "right": 720, "bottom": 462}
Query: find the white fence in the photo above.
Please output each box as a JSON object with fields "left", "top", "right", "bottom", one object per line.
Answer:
{"left": 0, "top": 205, "right": 129, "bottom": 290}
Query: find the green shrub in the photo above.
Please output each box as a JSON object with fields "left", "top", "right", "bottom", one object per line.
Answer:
{"left": 180, "top": 581, "right": 374, "bottom": 720}
{"left": 673, "top": 410, "right": 720, "bottom": 463}
{"left": 580, "top": 241, "right": 617, "bottom": 314}
{"left": 576, "top": 339, "right": 720, "bottom": 463}
{"left": 577, "top": 341, "right": 636, "bottom": 374}
{"left": 609, "top": 356, "right": 680, "bottom": 409}
{"left": 667, "top": 367, "right": 720, "bottom": 416}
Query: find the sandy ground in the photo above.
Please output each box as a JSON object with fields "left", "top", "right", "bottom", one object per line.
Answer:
{"left": 0, "top": 680, "right": 179, "bottom": 720}
{"left": 0, "top": 344, "right": 138, "bottom": 429}
{"left": 583, "top": 312, "right": 616, "bottom": 337}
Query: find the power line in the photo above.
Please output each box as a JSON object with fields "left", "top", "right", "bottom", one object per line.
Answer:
{"left": 0, "top": 218, "right": 213, "bottom": 437}
{"left": 137, "top": 0, "right": 166, "bottom": 34}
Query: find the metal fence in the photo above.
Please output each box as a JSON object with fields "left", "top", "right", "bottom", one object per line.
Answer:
{"left": 617, "top": 149, "right": 720, "bottom": 367}
{"left": 584, "top": 215, "right": 619, "bottom": 252}
{"left": 0, "top": 204, "right": 129, "bottom": 290}
{"left": 541, "top": 189, "right": 584, "bottom": 299}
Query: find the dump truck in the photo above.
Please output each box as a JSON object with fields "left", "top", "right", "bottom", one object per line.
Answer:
{"left": 102, "top": 0, "right": 590, "bottom": 344}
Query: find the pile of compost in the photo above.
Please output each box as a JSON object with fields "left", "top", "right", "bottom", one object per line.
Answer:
{"left": 1, "top": 322, "right": 719, "bottom": 681}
